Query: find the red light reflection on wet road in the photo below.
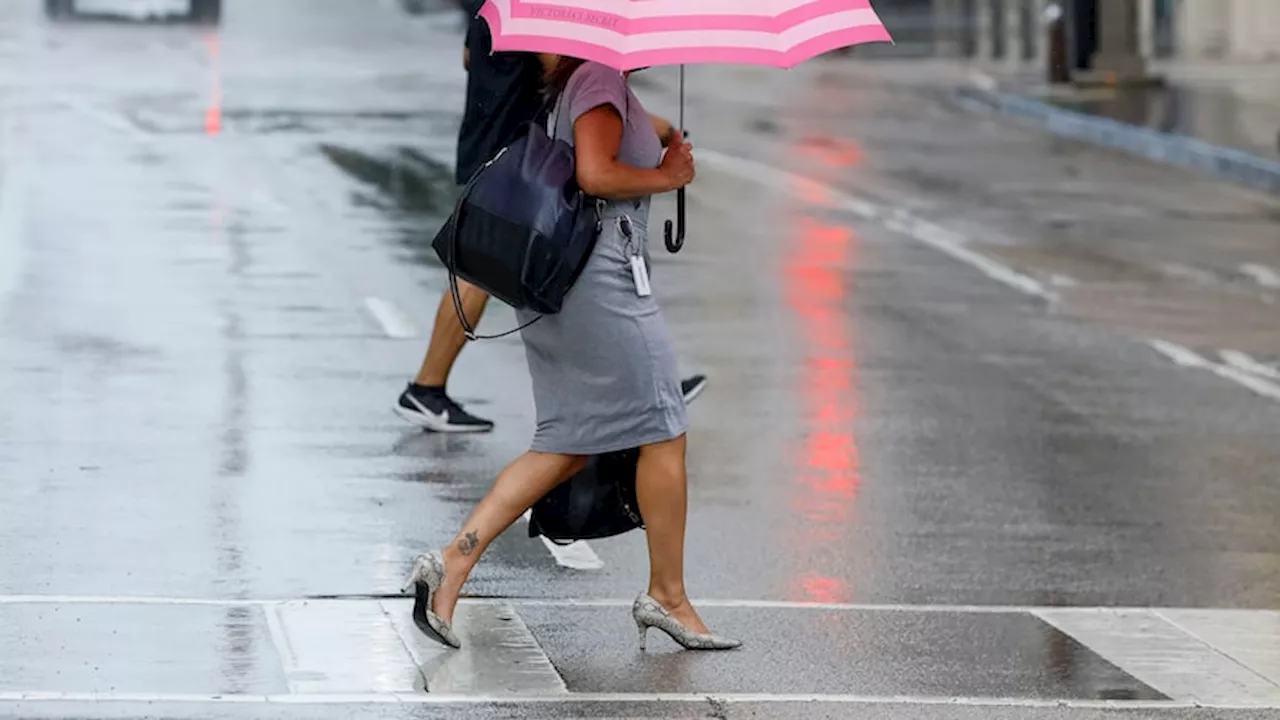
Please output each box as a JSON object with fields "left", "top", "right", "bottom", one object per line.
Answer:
{"left": 783, "top": 210, "right": 861, "bottom": 604}
{"left": 798, "top": 134, "right": 863, "bottom": 168}
{"left": 204, "top": 31, "right": 222, "bottom": 136}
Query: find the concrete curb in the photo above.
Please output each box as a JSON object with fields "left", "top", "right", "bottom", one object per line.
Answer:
{"left": 954, "top": 84, "right": 1280, "bottom": 197}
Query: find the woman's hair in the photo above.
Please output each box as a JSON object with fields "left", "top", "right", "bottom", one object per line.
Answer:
{"left": 543, "top": 56, "right": 587, "bottom": 103}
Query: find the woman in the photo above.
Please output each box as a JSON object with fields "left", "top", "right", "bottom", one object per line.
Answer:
{"left": 403, "top": 56, "right": 739, "bottom": 652}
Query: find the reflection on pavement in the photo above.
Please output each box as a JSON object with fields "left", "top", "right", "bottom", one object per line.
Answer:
{"left": 203, "top": 31, "right": 221, "bottom": 136}
{"left": 784, "top": 135, "right": 862, "bottom": 605}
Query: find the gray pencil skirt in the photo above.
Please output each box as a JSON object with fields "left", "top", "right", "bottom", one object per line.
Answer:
{"left": 516, "top": 209, "right": 688, "bottom": 455}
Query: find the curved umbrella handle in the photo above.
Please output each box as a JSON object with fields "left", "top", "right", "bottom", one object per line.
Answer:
{"left": 665, "top": 70, "right": 688, "bottom": 256}
{"left": 663, "top": 188, "right": 686, "bottom": 254}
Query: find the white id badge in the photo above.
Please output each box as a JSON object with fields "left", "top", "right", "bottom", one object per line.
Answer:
{"left": 630, "top": 255, "right": 652, "bottom": 297}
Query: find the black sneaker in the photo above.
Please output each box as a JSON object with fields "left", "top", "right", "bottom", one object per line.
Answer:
{"left": 395, "top": 384, "right": 494, "bottom": 433}
{"left": 680, "top": 374, "right": 708, "bottom": 404}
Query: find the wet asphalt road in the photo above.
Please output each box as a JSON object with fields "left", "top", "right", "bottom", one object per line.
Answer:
{"left": 3, "top": 1, "right": 1280, "bottom": 718}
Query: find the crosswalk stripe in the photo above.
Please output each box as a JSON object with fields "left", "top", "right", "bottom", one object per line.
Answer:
{"left": 267, "top": 600, "right": 426, "bottom": 694}
{"left": 362, "top": 296, "right": 419, "bottom": 339}
{"left": 1034, "top": 608, "right": 1280, "bottom": 705}
{"left": 381, "top": 600, "right": 567, "bottom": 695}
{"left": 1160, "top": 609, "right": 1280, "bottom": 689}
{"left": 265, "top": 599, "right": 568, "bottom": 696}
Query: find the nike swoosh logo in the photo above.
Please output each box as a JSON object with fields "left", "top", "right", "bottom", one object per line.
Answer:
{"left": 408, "top": 395, "right": 450, "bottom": 425}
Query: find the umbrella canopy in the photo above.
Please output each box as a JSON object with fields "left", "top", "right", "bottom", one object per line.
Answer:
{"left": 478, "top": 0, "right": 892, "bottom": 70}
{"left": 475, "top": 0, "right": 892, "bottom": 253}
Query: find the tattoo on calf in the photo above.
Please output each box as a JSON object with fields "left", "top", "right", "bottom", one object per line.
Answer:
{"left": 458, "top": 530, "right": 479, "bottom": 556}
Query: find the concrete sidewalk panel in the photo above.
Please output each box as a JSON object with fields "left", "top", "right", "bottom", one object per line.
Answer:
{"left": 954, "top": 85, "right": 1280, "bottom": 196}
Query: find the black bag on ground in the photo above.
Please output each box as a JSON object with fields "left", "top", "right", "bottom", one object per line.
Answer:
{"left": 528, "top": 449, "right": 644, "bottom": 544}
{"left": 431, "top": 104, "right": 601, "bottom": 328}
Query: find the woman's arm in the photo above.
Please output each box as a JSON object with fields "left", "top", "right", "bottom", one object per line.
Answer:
{"left": 574, "top": 105, "right": 687, "bottom": 200}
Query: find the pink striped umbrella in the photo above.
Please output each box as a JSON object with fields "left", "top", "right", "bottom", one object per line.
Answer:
{"left": 478, "top": 0, "right": 891, "bottom": 70}
{"left": 477, "top": 0, "right": 893, "bottom": 251}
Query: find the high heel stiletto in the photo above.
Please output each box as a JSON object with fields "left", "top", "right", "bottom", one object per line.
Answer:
{"left": 632, "top": 593, "right": 741, "bottom": 651}
{"left": 402, "top": 551, "right": 461, "bottom": 649}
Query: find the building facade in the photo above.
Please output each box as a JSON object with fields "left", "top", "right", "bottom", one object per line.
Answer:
{"left": 931, "top": 0, "right": 1280, "bottom": 65}
{"left": 1175, "top": 0, "right": 1280, "bottom": 61}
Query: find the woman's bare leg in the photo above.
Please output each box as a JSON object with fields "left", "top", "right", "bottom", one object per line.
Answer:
{"left": 432, "top": 451, "right": 586, "bottom": 624}
{"left": 635, "top": 434, "right": 713, "bottom": 634}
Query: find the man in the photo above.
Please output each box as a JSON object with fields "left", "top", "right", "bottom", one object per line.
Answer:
{"left": 395, "top": 8, "right": 707, "bottom": 433}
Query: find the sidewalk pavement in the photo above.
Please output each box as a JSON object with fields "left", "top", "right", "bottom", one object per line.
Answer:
{"left": 952, "top": 60, "right": 1280, "bottom": 196}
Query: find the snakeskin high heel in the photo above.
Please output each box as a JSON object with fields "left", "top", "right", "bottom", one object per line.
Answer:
{"left": 402, "top": 550, "right": 461, "bottom": 649}
{"left": 632, "top": 593, "right": 741, "bottom": 651}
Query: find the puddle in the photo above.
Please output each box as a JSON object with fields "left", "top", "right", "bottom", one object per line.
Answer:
{"left": 318, "top": 143, "right": 459, "bottom": 269}
{"left": 319, "top": 143, "right": 457, "bottom": 213}
{"left": 749, "top": 117, "right": 782, "bottom": 136}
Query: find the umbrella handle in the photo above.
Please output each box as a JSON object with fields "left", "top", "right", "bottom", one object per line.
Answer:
{"left": 663, "top": 123, "right": 689, "bottom": 255}
{"left": 663, "top": 188, "right": 686, "bottom": 254}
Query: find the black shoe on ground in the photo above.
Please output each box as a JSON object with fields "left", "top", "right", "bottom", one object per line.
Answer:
{"left": 395, "top": 384, "right": 494, "bottom": 433}
{"left": 680, "top": 374, "right": 708, "bottom": 404}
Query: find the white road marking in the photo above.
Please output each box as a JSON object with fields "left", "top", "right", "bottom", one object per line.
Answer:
{"left": 0, "top": 691, "right": 1220, "bottom": 709}
{"left": 268, "top": 600, "right": 425, "bottom": 693}
{"left": 0, "top": 595, "right": 1162, "bottom": 613}
{"left": 55, "top": 96, "right": 147, "bottom": 139}
{"left": 381, "top": 600, "right": 568, "bottom": 695}
{"left": 363, "top": 296, "right": 419, "bottom": 339}
{"left": 1161, "top": 609, "right": 1280, "bottom": 690}
{"left": 521, "top": 510, "right": 605, "bottom": 570}
{"left": 1035, "top": 608, "right": 1280, "bottom": 706}
{"left": 492, "top": 597, "right": 1038, "bottom": 613}
{"left": 1221, "top": 349, "right": 1280, "bottom": 381}
{"left": 694, "top": 150, "right": 878, "bottom": 221}
{"left": 0, "top": 595, "right": 258, "bottom": 605}
{"left": 1148, "top": 339, "right": 1209, "bottom": 368}
{"left": 1240, "top": 263, "right": 1280, "bottom": 289}
{"left": 697, "top": 148, "right": 1055, "bottom": 301}
{"left": 884, "top": 208, "right": 1055, "bottom": 300}
{"left": 5, "top": 594, "right": 1279, "bottom": 622}
{"left": 1161, "top": 262, "right": 1216, "bottom": 284}
{"left": 1149, "top": 339, "right": 1280, "bottom": 402}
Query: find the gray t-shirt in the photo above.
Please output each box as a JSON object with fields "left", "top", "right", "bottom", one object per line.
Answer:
{"left": 551, "top": 62, "right": 663, "bottom": 217}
